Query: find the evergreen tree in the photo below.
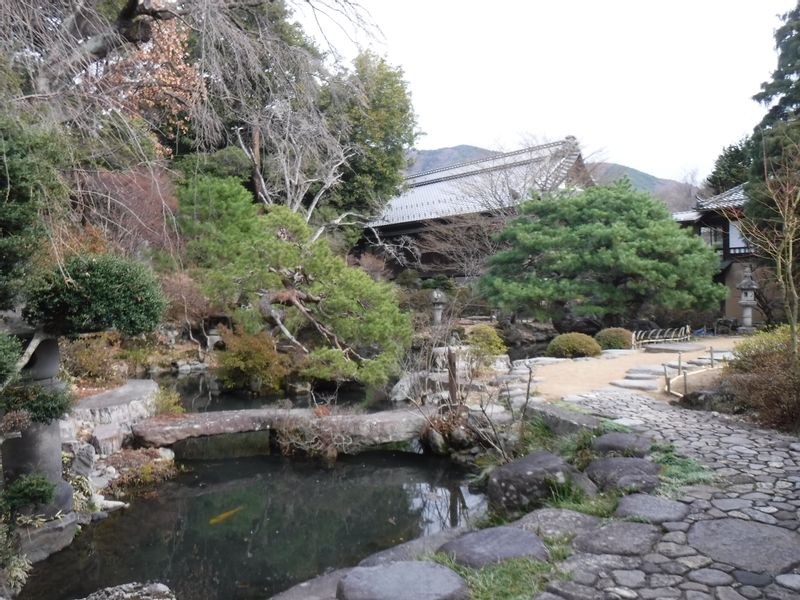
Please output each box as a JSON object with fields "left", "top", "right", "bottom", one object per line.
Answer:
{"left": 177, "top": 176, "right": 411, "bottom": 385}
{"left": 0, "top": 115, "right": 67, "bottom": 310}
{"left": 330, "top": 51, "right": 418, "bottom": 216}
{"left": 480, "top": 182, "right": 727, "bottom": 325}
{"left": 754, "top": 3, "right": 800, "bottom": 129}
{"left": 706, "top": 137, "right": 753, "bottom": 194}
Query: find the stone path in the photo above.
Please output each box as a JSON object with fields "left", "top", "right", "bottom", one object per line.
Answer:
{"left": 542, "top": 388, "right": 800, "bottom": 600}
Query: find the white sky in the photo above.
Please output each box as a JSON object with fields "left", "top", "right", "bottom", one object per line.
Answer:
{"left": 298, "top": 1, "right": 795, "bottom": 182}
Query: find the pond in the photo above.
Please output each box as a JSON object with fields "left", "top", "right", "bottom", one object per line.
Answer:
{"left": 19, "top": 452, "right": 483, "bottom": 600}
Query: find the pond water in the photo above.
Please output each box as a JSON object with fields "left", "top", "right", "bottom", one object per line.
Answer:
{"left": 161, "top": 373, "right": 391, "bottom": 414}
{"left": 19, "top": 452, "right": 483, "bottom": 600}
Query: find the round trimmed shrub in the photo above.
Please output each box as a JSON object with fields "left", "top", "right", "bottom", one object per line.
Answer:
{"left": 594, "top": 327, "right": 633, "bottom": 350}
{"left": 546, "top": 332, "right": 602, "bottom": 358}
{"left": 23, "top": 254, "right": 166, "bottom": 336}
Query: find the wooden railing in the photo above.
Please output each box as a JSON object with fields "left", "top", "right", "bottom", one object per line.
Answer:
{"left": 632, "top": 324, "right": 691, "bottom": 349}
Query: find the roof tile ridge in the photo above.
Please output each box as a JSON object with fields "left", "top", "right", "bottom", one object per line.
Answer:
{"left": 406, "top": 139, "right": 571, "bottom": 181}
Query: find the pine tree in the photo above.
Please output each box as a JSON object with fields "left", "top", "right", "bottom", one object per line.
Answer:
{"left": 754, "top": 3, "right": 800, "bottom": 129}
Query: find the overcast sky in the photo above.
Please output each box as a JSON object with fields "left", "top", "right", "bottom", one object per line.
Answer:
{"left": 299, "top": 1, "right": 795, "bottom": 182}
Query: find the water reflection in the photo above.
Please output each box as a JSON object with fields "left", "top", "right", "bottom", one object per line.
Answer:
{"left": 160, "top": 373, "right": 390, "bottom": 414}
{"left": 20, "top": 453, "right": 482, "bottom": 600}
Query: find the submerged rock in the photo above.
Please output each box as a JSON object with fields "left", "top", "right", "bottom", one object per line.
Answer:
{"left": 77, "top": 582, "right": 176, "bottom": 600}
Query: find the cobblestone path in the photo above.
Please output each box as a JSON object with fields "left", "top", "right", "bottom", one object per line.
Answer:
{"left": 538, "top": 389, "right": 800, "bottom": 600}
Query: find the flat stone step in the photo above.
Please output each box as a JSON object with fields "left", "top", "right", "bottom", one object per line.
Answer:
{"left": 438, "top": 526, "right": 548, "bottom": 568}
{"left": 610, "top": 379, "right": 661, "bottom": 391}
{"left": 643, "top": 342, "right": 705, "bottom": 353}
{"left": 336, "top": 561, "right": 469, "bottom": 600}
{"left": 614, "top": 493, "right": 690, "bottom": 523}
{"left": 601, "top": 350, "right": 638, "bottom": 358}
{"left": 628, "top": 365, "right": 673, "bottom": 376}
{"left": 625, "top": 372, "right": 664, "bottom": 381}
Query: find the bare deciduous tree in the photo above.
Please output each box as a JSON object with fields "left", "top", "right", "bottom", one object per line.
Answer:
{"left": 721, "top": 134, "right": 800, "bottom": 357}
{"left": 1, "top": 0, "right": 369, "bottom": 222}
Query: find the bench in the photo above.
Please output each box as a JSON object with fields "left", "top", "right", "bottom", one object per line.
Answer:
{"left": 632, "top": 324, "right": 691, "bottom": 349}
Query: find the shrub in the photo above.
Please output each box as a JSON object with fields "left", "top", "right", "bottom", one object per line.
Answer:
{"left": 546, "top": 333, "right": 602, "bottom": 358}
{"left": 724, "top": 326, "right": 800, "bottom": 430}
{"left": 0, "top": 333, "right": 21, "bottom": 385}
{"left": 0, "top": 384, "right": 73, "bottom": 424}
{"left": 61, "top": 334, "right": 120, "bottom": 383}
{"left": 217, "top": 327, "right": 292, "bottom": 392}
{"left": 153, "top": 387, "right": 185, "bottom": 416}
{"left": 468, "top": 324, "right": 507, "bottom": 355}
{"left": 594, "top": 327, "right": 633, "bottom": 350}
{"left": 468, "top": 324, "right": 507, "bottom": 373}
{"left": 394, "top": 269, "right": 420, "bottom": 289}
{"left": 4, "top": 473, "right": 55, "bottom": 513}
{"left": 23, "top": 253, "right": 166, "bottom": 336}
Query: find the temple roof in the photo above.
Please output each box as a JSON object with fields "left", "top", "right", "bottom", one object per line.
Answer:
{"left": 368, "top": 137, "right": 587, "bottom": 228}
{"left": 696, "top": 184, "right": 747, "bottom": 210}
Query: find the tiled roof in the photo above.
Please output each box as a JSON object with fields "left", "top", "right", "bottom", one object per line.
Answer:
{"left": 672, "top": 210, "right": 701, "bottom": 223}
{"left": 367, "top": 137, "right": 584, "bottom": 228}
{"left": 697, "top": 184, "right": 747, "bottom": 210}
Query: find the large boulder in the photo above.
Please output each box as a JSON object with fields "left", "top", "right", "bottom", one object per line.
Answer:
{"left": 585, "top": 457, "right": 660, "bottom": 493}
{"left": 438, "top": 526, "right": 549, "bottom": 568}
{"left": 17, "top": 511, "right": 79, "bottom": 563}
{"left": 590, "top": 432, "right": 652, "bottom": 457}
{"left": 488, "top": 451, "right": 597, "bottom": 514}
{"left": 336, "top": 561, "right": 468, "bottom": 600}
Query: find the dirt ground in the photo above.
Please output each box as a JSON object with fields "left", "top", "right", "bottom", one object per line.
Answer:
{"left": 533, "top": 336, "right": 742, "bottom": 402}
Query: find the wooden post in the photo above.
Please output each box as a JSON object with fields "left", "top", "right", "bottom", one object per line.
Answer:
{"left": 683, "top": 371, "right": 688, "bottom": 395}
{"left": 677, "top": 351, "right": 683, "bottom": 374}
{"left": 447, "top": 348, "right": 458, "bottom": 405}
{"left": 709, "top": 346, "right": 715, "bottom": 368}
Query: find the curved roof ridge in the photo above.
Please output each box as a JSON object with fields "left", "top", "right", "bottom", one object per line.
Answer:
{"left": 407, "top": 138, "right": 572, "bottom": 181}
{"left": 697, "top": 183, "right": 746, "bottom": 210}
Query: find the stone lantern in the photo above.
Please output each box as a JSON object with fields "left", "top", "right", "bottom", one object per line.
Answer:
{"left": 431, "top": 288, "right": 446, "bottom": 326}
{"left": 737, "top": 265, "right": 759, "bottom": 334}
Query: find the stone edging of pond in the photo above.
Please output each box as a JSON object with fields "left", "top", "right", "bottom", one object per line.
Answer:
{"left": 270, "top": 387, "right": 800, "bottom": 600}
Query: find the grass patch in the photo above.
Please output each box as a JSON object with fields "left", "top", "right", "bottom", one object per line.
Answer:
{"left": 433, "top": 554, "right": 566, "bottom": 600}
{"left": 517, "top": 419, "right": 598, "bottom": 469}
{"left": 543, "top": 535, "right": 572, "bottom": 562}
{"left": 650, "top": 443, "right": 715, "bottom": 496}
{"left": 598, "top": 419, "right": 632, "bottom": 433}
{"left": 552, "top": 401, "right": 592, "bottom": 415}
{"left": 473, "top": 510, "right": 513, "bottom": 530}
{"left": 544, "top": 481, "right": 620, "bottom": 517}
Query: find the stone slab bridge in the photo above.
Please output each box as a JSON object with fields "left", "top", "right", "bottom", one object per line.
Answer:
{"left": 132, "top": 408, "right": 431, "bottom": 452}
